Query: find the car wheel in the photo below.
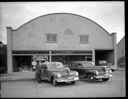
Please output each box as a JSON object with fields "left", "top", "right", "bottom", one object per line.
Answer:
{"left": 102, "top": 78, "right": 109, "bottom": 81}
{"left": 71, "top": 81, "right": 75, "bottom": 84}
{"left": 111, "top": 69, "right": 114, "bottom": 72}
{"left": 88, "top": 74, "right": 96, "bottom": 83}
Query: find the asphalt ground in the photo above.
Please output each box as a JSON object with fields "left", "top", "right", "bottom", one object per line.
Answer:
{"left": 0, "top": 70, "right": 126, "bottom": 98}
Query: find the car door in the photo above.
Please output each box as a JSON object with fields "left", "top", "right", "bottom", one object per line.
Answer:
{"left": 41, "top": 64, "right": 49, "bottom": 80}
{"left": 70, "top": 63, "right": 77, "bottom": 71}
{"left": 76, "top": 63, "right": 85, "bottom": 76}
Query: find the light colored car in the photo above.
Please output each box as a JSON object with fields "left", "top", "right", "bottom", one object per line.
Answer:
{"left": 35, "top": 62, "right": 79, "bottom": 86}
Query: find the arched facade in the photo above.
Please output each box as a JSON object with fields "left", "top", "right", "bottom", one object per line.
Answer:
{"left": 7, "top": 13, "right": 117, "bottom": 73}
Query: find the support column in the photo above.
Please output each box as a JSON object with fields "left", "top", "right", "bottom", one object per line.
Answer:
{"left": 111, "top": 32, "right": 117, "bottom": 66}
{"left": 92, "top": 50, "right": 95, "bottom": 65}
{"left": 6, "top": 27, "right": 13, "bottom": 73}
{"left": 85, "top": 55, "right": 87, "bottom": 61}
{"left": 49, "top": 51, "right": 52, "bottom": 62}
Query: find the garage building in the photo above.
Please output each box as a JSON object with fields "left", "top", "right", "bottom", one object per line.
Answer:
{"left": 7, "top": 13, "right": 117, "bottom": 73}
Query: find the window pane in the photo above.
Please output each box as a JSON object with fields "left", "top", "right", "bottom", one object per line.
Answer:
{"left": 52, "top": 35, "right": 56, "bottom": 41}
{"left": 47, "top": 34, "right": 51, "bottom": 41}
{"left": 80, "top": 35, "right": 89, "bottom": 43}
{"left": 46, "top": 34, "right": 57, "bottom": 42}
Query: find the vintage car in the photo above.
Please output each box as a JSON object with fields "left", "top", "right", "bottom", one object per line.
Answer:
{"left": 98, "top": 60, "right": 117, "bottom": 72}
{"left": 35, "top": 62, "right": 79, "bottom": 86}
{"left": 69, "top": 61, "right": 112, "bottom": 82}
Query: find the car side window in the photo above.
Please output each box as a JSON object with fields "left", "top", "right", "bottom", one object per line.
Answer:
{"left": 71, "top": 63, "right": 77, "bottom": 68}
{"left": 77, "top": 63, "right": 83, "bottom": 69}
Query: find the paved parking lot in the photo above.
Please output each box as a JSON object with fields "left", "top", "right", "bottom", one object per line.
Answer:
{"left": 1, "top": 71, "right": 126, "bottom": 98}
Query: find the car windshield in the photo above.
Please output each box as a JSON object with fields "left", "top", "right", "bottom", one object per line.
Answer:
{"left": 47, "top": 62, "right": 64, "bottom": 69}
{"left": 83, "top": 62, "right": 94, "bottom": 67}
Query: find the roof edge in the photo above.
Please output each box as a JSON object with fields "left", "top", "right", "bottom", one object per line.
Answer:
{"left": 13, "top": 12, "right": 111, "bottom": 36}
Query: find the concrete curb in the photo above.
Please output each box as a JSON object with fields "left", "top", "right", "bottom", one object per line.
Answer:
{"left": 115, "top": 68, "right": 125, "bottom": 71}
{"left": 0, "top": 77, "right": 35, "bottom": 81}
{"left": 0, "top": 72, "right": 35, "bottom": 81}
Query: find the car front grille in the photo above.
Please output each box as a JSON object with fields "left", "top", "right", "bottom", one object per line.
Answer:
{"left": 61, "top": 73, "right": 76, "bottom": 78}
{"left": 61, "top": 74, "right": 68, "bottom": 78}
{"left": 98, "top": 72, "right": 105, "bottom": 76}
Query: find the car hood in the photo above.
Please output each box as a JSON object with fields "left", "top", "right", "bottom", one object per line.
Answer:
{"left": 83, "top": 66, "right": 105, "bottom": 72}
{"left": 48, "top": 68, "right": 75, "bottom": 74}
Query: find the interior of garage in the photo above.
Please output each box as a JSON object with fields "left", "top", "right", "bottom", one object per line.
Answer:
{"left": 51, "top": 55, "right": 91, "bottom": 65}
{"left": 13, "top": 56, "right": 32, "bottom": 72}
{"left": 12, "top": 50, "right": 114, "bottom": 72}
{"left": 95, "top": 50, "right": 114, "bottom": 66}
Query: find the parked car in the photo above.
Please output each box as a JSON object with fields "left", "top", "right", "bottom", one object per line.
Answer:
{"left": 98, "top": 60, "right": 117, "bottom": 72}
{"left": 69, "top": 61, "right": 112, "bottom": 82}
{"left": 35, "top": 62, "right": 79, "bottom": 86}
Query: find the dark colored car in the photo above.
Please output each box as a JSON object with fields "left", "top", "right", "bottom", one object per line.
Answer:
{"left": 69, "top": 61, "right": 112, "bottom": 82}
{"left": 98, "top": 60, "right": 117, "bottom": 72}
{"left": 35, "top": 62, "right": 79, "bottom": 86}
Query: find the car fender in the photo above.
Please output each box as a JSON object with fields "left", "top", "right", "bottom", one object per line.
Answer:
{"left": 50, "top": 72, "right": 58, "bottom": 81}
{"left": 84, "top": 69, "right": 96, "bottom": 76}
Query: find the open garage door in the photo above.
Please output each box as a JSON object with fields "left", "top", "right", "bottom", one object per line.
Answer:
{"left": 95, "top": 50, "right": 114, "bottom": 66}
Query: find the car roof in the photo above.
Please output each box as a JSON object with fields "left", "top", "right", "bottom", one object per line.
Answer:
{"left": 71, "top": 61, "right": 92, "bottom": 63}
{"left": 43, "top": 62, "right": 63, "bottom": 65}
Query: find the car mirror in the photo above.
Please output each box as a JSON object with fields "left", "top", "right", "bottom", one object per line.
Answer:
{"left": 77, "top": 66, "right": 83, "bottom": 69}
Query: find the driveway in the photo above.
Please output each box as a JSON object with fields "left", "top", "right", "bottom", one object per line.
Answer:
{"left": 1, "top": 71, "right": 126, "bottom": 97}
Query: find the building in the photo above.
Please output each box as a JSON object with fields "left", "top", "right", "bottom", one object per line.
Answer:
{"left": 117, "top": 36, "right": 125, "bottom": 67}
{"left": 0, "top": 41, "right": 7, "bottom": 74}
{"left": 7, "top": 13, "right": 117, "bottom": 73}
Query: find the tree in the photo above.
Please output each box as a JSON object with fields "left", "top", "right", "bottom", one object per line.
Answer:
{"left": 0, "top": 41, "right": 7, "bottom": 74}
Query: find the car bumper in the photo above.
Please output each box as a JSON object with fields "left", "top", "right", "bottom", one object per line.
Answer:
{"left": 111, "top": 68, "right": 116, "bottom": 70}
{"left": 94, "top": 74, "right": 112, "bottom": 79}
{"left": 55, "top": 77, "right": 79, "bottom": 83}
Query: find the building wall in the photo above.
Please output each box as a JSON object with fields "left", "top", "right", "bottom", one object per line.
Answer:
{"left": 117, "top": 36, "right": 125, "bottom": 60}
{"left": 7, "top": 13, "right": 117, "bottom": 73}
{"left": 11, "top": 13, "right": 114, "bottom": 51}
{"left": 117, "top": 36, "right": 125, "bottom": 67}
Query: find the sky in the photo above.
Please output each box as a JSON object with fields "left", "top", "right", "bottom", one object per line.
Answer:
{"left": 0, "top": 1, "right": 125, "bottom": 44}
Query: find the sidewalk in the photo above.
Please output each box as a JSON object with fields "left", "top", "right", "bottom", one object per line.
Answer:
{"left": 116, "top": 67, "right": 125, "bottom": 71}
{"left": 0, "top": 71, "right": 35, "bottom": 81}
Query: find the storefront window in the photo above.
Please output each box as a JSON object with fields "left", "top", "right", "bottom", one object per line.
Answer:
{"left": 85, "top": 55, "right": 92, "bottom": 61}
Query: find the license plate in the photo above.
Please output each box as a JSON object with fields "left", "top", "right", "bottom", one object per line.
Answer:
{"left": 68, "top": 77, "right": 73, "bottom": 81}
{"left": 104, "top": 76, "right": 109, "bottom": 78}
{"left": 97, "top": 76, "right": 104, "bottom": 78}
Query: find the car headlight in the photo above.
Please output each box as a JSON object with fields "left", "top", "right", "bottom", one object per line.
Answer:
{"left": 57, "top": 73, "right": 61, "bottom": 78}
{"left": 75, "top": 72, "right": 79, "bottom": 76}
{"left": 109, "top": 70, "right": 112, "bottom": 73}
{"left": 33, "top": 66, "right": 36, "bottom": 69}
{"left": 95, "top": 71, "right": 99, "bottom": 75}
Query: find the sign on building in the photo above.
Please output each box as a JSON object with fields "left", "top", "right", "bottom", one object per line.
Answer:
{"left": 33, "top": 55, "right": 48, "bottom": 61}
